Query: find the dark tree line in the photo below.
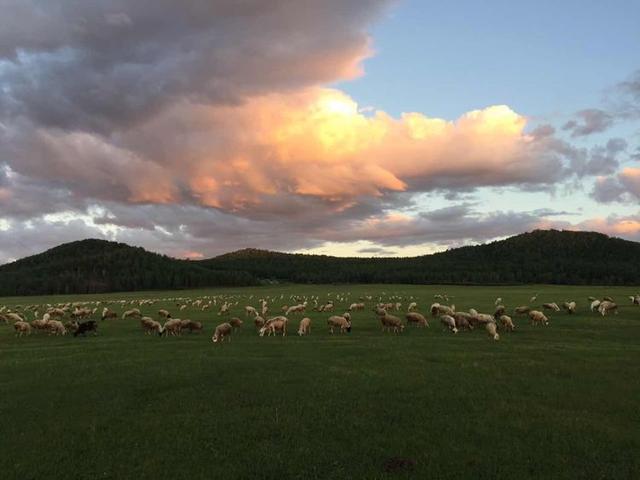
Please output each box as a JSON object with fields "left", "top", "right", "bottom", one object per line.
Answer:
{"left": 1, "top": 230, "right": 639, "bottom": 296}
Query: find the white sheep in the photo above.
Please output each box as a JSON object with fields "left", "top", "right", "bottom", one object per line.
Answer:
{"left": 327, "top": 315, "right": 351, "bottom": 334}
{"left": 212, "top": 322, "right": 233, "bottom": 343}
{"left": 297, "top": 317, "right": 311, "bottom": 336}
{"left": 440, "top": 315, "right": 458, "bottom": 333}
{"left": 486, "top": 322, "right": 500, "bottom": 341}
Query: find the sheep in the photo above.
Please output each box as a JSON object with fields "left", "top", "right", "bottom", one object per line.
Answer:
{"left": 253, "top": 315, "right": 266, "bottom": 330}
{"left": 47, "top": 308, "right": 66, "bottom": 318}
{"left": 430, "top": 303, "right": 455, "bottom": 317}
{"left": 494, "top": 305, "right": 506, "bottom": 318}
{"left": 229, "top": 317, "right": 244, "bottom": 331}
{"left": 379, "top": 313, "right": 404, "bottom": 333}
{"left": 494, "top": 297, "right": 502, "bottom": 306}
{"left": 297, "top": 317, "right": 311, "bottom": 336}
{"left": 14, "top": 321, "right": 31, "bottom": 337}
{"left": 101, "top": 308, "right": 117, "bottom": 321}
{"left": 407, "top": 302, "right": 418, "bottom": 312}
{"left": 590, "top": 299, "right": 601, "bottom": 311}
{"left": 30, "top": 318, "right": 49, "bottom": 333}
{"left": 6, "top": 312, "right": 25, "bottom": 323}
{"left": 542, "top": 302, "right": 560, "bottom": 312}
{"left": 562, "top": 301, "right": 577, "bottom": 314}
{"left": 212, "top": 323, "right": 233, "bottom": 343}
{"left": 47, "top": 320, "right": 67, "bottom": 336}
{"left": 499, "top": 315, "right": 515, "bottom": 332}
{"left": 327, "top": 315, "right": 351, "bottom": 334}
{"left": 158, "top": 309, "right": 172, "bottom": 319}
{"left": 245, "top": 306, "right": 258, "bottom": 317}
{"left": 598, "top": 301, "right": 618, "bottom": 316}
{"left": 161, "top": 318, "right": 183, "bottom": 336}
{"left": 514, "top": 306, "right": 530, "bottom": 315}
{"left": 405, "top": 312, "right": 429, "bottom": 328}
{"left": 440, "top": 315, "right": 458, "bottom": 333}
{"left": 218, "top": 302, "right": 230, "bottom": 316}
{"left": 122, "top": 308, "right": 142, "bottom": 320}
{"left": 528, "top": 310, "right": 549, "bottom": 326}
{"left": 318, "top": 302, "right": 335, "bottom": 312}
{"left": 183, "top": 320, "right": 203, "bottom": 333}
{"left": 453, "top": 312, "right": 473, "bottom": 331}
{"left": 603, "top": 296, "right": 614, "bottom": 302}
{"left": 70, "top": 307, "right": 92, "bottom": 320}
{"left": 470, "top": 312, "right": 494, "bottom": 327}
{"left": 349, "top": 303, "right": 365, "bottom": 311}
{"left": 73, "top": 320, "right": 98, "bottom": 337}
{"left": 486, "top": 322, "right": 500, "bottom": 341}
{"left": 141, "top": 317, "right": 162, "bottom": 335}
{"left": 260, "top": 316, "right": 288, "bottom": 336}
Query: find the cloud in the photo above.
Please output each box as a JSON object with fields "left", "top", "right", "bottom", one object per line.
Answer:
{"left": 562, "top": 109, "right": 614, "bottom": 137}
{"left": 591, "top": 167, "right": 640, "bottom": 203}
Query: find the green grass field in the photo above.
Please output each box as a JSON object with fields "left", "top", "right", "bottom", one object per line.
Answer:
{"left": 1, "top": 284, "right": 639, "bottom": 479}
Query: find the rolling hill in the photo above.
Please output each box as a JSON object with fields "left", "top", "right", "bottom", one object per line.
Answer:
{"left": 1, "top": 230, "right": 639, "bottom": 296}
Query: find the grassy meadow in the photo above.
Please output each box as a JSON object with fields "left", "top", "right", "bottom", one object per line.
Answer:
{"left": 1, "top": 284, "right": 639, "bottom": 479}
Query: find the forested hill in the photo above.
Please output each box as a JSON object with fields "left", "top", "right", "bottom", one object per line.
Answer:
{"left": 204, "top": 230, "right": 640, "bottom": 285}
{"left": 1, "top": 230, "right": 640, "bottom": 296}
{"left": 0, "top": 239, "right": 255, "bottom": 296}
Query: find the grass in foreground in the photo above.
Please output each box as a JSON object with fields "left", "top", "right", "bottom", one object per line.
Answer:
{"left": 1, "top": 284, "right": 639, "bottom": 479}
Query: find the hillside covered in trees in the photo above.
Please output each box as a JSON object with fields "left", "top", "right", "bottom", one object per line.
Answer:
{"left": 1, "top": 230, "right": 639, "bottom": 296}
{"left": 0, "top": 239, "right": 256, "bottom": 296}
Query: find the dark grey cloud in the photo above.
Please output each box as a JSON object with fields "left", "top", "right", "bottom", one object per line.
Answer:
{"left": 562, "top": 109, "right": 614, "bottom": 137}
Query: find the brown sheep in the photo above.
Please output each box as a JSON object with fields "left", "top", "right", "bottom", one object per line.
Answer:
{"left": 405, "top": 312, "right": 429, "bottom": 328}
{"left": 212, "top": 323, "right": 233, "bottom": 343}
{"left": 327, "top": 315, "right": 351, "bottom": 334}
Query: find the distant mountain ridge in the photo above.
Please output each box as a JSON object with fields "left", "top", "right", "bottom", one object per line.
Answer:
{"left": 1, "top": 230, "right": 639, "bottom": 296}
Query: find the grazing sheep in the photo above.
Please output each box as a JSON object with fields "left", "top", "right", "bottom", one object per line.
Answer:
{"left": 260, "top": 316, "right": 288, "bottom": 336}
{"left": 528, "top": 310, "right": 549, "bottom": 326}
{"left": 70, "top": 307, "right": 92, "bottom": 320}
{"left": 229, "top": 317, "right": 243, "bottom": 331}
{"left": 494, "top": 305, "right": 506, "bottom": 318}
{"left": 440, "top": 315, "right": 458, "bottom": 334}
{"left": 486, "top": 322, "right": 500, "bottom": 341}
{"left": 122, "top": 308, "right": 142, "bottom": 320}
{"left": 494, "top": 297, "right": 502, "bottom": 306}
{"left": 212, "top": 323, "right": 233, "bottom": 343}
{"left": 6, "top": 312, "right": 24, "bottom": 323}
{"left": 101, "top": 308, "right": 117, "bottom": 321}
{"left": 30, "top": 318, "right": 49, "bottom": 333}
{"left": 499, "top": 315, "right": 515, "bottom": 331}
{"left": 47, "top": 320, "right": 67, "bottom": 336}
{"left": 349, "top": 303, "right": 365, "bottom": 311}
{"left": 183, "top": 320, "right": 203, "bottom": 333}
{"left": 590, "top": 300, "right": 601, "bottom": 311}
{"left": 562, "top": 301, "right": 577, "bottom": 314}
{"left": 327, "top": 315, "right": 351, "bottom": 334}
{"left": 405, "top": 312, "right": 429, "bottom": 328}
{"left": 73, "top": 320, "right": 98, "bottom": 337}
{"left": 297, "top": 317, "right": 311, "bottom": 336}
{"left": 14, "top": 321, "right": 31, "bottom": 337}
{"left": 430, "top": 303, "right": 455, "bottom": 317}
{"left": 141, "top": 317, "right": 162, "bottom": 335}
{"left": 598, "top": 301, "right": 618, "bottom": 316}
{"left": 603, "top": 296, "right": 614, "bottom": 302}
{"left": 542, "top": 302, "right": 560, "bottom": 312}
{"left": 253, "top": 315, "right": 266, "bottom": 329}
{"left": 245, "top": 306, "right": 258, "bottom": 317}
{"left": 470, "top": 313, "right": 494, "bottom": 327}
{"left": 514, "top": 306, "right": 530, "bottom": 315}
{"left": 453, "top": 312, "right": 473, "bottom": 331}
{"left": 162, "top": 318, "right": 183, "bottom": 336}
{"left": 158, "top": 309, "right": 172, "bottom": 319}
{"left": 379, "top": 313, "right": 404, "bottom": 333}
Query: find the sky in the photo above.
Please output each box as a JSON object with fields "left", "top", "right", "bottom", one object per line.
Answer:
{"left": 0, "top": 0, "right": 639, "bottom": 262}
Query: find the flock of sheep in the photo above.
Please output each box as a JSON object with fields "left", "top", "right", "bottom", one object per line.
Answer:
{"left": 1, "top": 290, "right": 629, "bottom": 344}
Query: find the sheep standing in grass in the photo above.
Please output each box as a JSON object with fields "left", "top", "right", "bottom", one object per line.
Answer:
{"left": 212, "top": 323, "right": 233, "bottom": 343}
{"left": 158, "top": 309, "right": 172, "bottom": 319}
{"left": 453, "top": 312, "right": 473, "bottom": 331}
{"left": 122, "top": 308, "right": 142, "bottom": 320}
{"left": 47, "top": 320, "right": 67, "bottom": 336}
{"left": 101, "top": 308, "right": 117, "bottom": 321}
{"left": 590, "top": 300, "right": 601, "bottom": 312}
{"left": 543, "top": 303, "right": 560, "bottom": 312}
{"left": 141, "top": 317, "right": 162, "bottom": 335}
{"left": 349, "top": 303, "right": 365, "bottom": 311}
{"left": 298, "top": 317, "right": 311, "bottom": 336}
{"left": 379, "top": 313, "right": 404, "bottom": 333}
{"left": 254, "top": 316, "right": 266, "bottom": 330}
{"left": 440, "top": 315, "right": 458, "bottom": 333}
{"left": 514, "top": 306, "right": 530, "bottom": 315}
{"left": 229, "top": 317, "right": 243, "bottom": 331}
{"left": 14, "top": 321, "right": 31, "bottom": 337}
{"left": 260, "top": 317, "right": 288, "bottom": 336}
{"left": 562, "top": 301, "right": 577, "bottom": 314}
{"left": 245, "top": 306, "right": 258, "bottom": 317}
{"left": 486, "top": 322, "right": 500, "bottom": 341}
{"left": 499, "top": 315, "right": 515, "bottom": 331}
{"left": 6, "top": 312, "right": 24, "bottom": 323}
{"left": 327, "top": 315, "right": 351, "bottom": 334}
{"left": 598, "top": 301, "right": 618, "bottom": 316}
{"left": 405, "top": 312, "right": 429, "bottom": 328}
{"left": 430, "top": 303, "right": 455, "bottom": 317}
{"left": 529, "top": 310, "right": 549, "bottom": 326}
{"left": 162, "top": 318, "right": 183, "bottom": 336}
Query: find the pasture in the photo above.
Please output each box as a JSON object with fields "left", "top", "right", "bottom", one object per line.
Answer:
{"left": 1, "top": 284, "right": 639, "bottom": 479}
